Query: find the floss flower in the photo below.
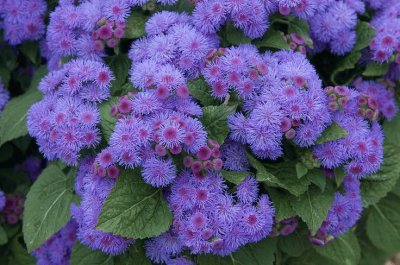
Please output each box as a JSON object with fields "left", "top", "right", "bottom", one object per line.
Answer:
{"left": 208, "top": 47, "right": 331, "bottom": 160}
{"left": 145, "top": 172, "right": 275, "bottom": 263}
{"left": 0, "top": 0, "right": 47, "bottom": 45}
{"left": 32, "top": 220, "right": 78, "bottom": 265}
{"left": 310, "top": 176, "right": 362, "bottom": 246}
{"left": 0, "top": 78, "right": 9, "bottom": 115}
{"left": 71, "top": 157, "right": 134, "bottom": 255}
{"left": 313, "top": 85, "right": 393, "bottom": 179}
{"left": 192, "top": 0, "right": 271, "bottom": 39}
{"left": 27, "top": 59, "right": 113, "bottom": 165}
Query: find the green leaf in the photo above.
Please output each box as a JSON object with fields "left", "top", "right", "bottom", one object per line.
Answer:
{"left": 286, "top": 248, "right": 337, "bottom": 265}
{"left": 197, "top": 255, "right": 234, "bottom": 265}
{"left": 330, "top": 50, "right": 361, "bottom": 85}
{"left": 9, "top": 234, "right": 36, "bottom": 265}
{"left": 124, "top": 11, "right": 147, "bottom": 39}
{"left": 0, "top": 66, "right": 47, "bottom": 146}
{"left": 315, "top": 122, "right": 348, "bottom": 144}
{"left": 366, "top": 193, "right": 400, "bottom": 254}
{"left": 114, "top": 241, "right": 151, "bottom": 265}
{"left": 306, "top": 169, "right": 326, "bottom": 192}
{"left": 267, "top": 188, "right": 296, "bottom": 222}
{"left": 353, "top": 21, "right": 375, "bottom": 51}
{"left": 233, "top": 237, "right": 277, "bottom": 265}
{"left": 0, "top": 226, "right": 7, "bottom": 245}
{"left": 278, "top": 227, "right": 311, "bottom": 257}
{"left": 0, "top": 46, "right": 18, "bottom": 72}
{"left": 200, "top": 105, "right": 237, "bottom": 145}
{"left": 334, "top": 168, "right": 345, "bottom": 188}
{"left": 20, "top": 41, "right": 39, "bottom": 65}
{"left": 362, "top": 61, "right": 389, "bottom": 77}
{"left": 221, "top": 170, "right": 249, "bottom": 185}
{"left": 265, "top": 162, "right": 311, "bottom": 197}
{"left": 290, "top": 185, "right": 334, "bottom": 235}
{"left": 296, "top": 162, "right": 308, "bottom": 179}
{"left": 287, "top": 17, "right": 313, "bottom": 48}
{"left": 246, "top": 152, "right": 277, "bottom": 183}
{"left": 97, "top": 169, "right": 172, "bottom": 239}
{"left": 164, "top": 0, "right": 195, "bottom": 13}
{"left": 197, "top": 238, "right": 277, "bottom": 265}
{"left": 70, "top": 243, "right": 114, "bottom": 265}
{"left": 360, "top": 235, "right": 391, "bottom": 265}
{"left": 314, "top": 232, "right": 361, "bottom": 265}
{"left": 106, "top": 54, "right": 131, "bottom": 96}
{"left": 253, "top": 29, "right": 290, "bottom": 50}
{"left": 0, "top": 66, "right": 10, "bottom": 87}
{"left": 187, "top": 78, "right": 220, "bottom": 106}
{"left": 361, "top": 144, "right": 400, "bottom": 206}
{"left": 246, "top": 152, "right": 311, "bottom": 196}
{"left": 99, "top": 97, "right": 118, "bottom": 142}
{"left": 225, "top": 23, "right": 252, "bottom": 45}
{"left": 23, "top": 163, "right": 74, "bottom": 252}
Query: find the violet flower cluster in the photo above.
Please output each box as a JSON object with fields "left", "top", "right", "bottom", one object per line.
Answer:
{"left": 0, "top": 193, "right": 24, "bottom": 225}
{"left": 310, "top": 175, "right": 362, "bottom": 246}
{"left": 146, "top": 173, "right": 274, "bottom": 262}
{"left": 130, "top": 10, "right": 218, "bottom": 80}
{"left": 71, "top": 157, "right": 133, "bottom": 255}
{"left": 27, "top": 59, "right": 113, "bottom": 165}
{"left": 31, "top": 220, "right": 77, "bottom": 265}
{"left": 45, "top": 0, "right": 177, "bottom": 68}
{"left": 369, "top": 1, "right": 400, "bottom": 64}
{"left": 308, "top": 0, "right": 364, "bottom": 55}
{"left": 191, "top": 0, "right": 272, "bottom": 39}
{"left": 91, "top": 12, "right": 220, "bottom": 187}
{"left": 352, "top": 78, "right": 398, "bottom": 121}
{"left": 314, "top": 85, "right": 388, "bottom": 179}
{"left": 216, "top": 48, "right": 330, "bottom": 160}
{"left": 0, "top": 0, "right": 46, "bottom": 45}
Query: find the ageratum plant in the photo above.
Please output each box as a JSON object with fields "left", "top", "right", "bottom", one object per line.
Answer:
{"left": 0, "top": 0, "right": 398, "bottom": 265}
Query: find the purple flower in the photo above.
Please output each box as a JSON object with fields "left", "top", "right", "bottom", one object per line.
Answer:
{"left": 71, "top": 157, "right": 134, "bottom": 255}
{"left": 32, "top": 220, "right": 77, "bottom": 265}
{"left": 142, "top": 157, "right": 177, "bottom": 187}
{"left": 146, "top": 170, "right": 275, "bottom": 261}
{"left": 0, "top": 79, "right": 9, "bottom": 114}
{"left": 0, "top": 190, "right": 5, "bottom": 211}
{"left": 236, "top": 176, "right": 259, "bottom": 204}
{"left": 0, "top": 0, "right": 47, "bottom": 45}
{"left": 27, "top": 60, "right": 112, "bottom": 165}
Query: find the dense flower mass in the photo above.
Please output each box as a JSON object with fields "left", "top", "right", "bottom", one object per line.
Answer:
{"left": 71, "top": 157, "right": 134, "bottom": 255}
{"left": 146, "top": 172, "right": 274, "bottom": 262}
{"left": 212, "top": 48, "right": 331, "bottom": 159}
{"left": 310, "top": 175, "right": 362, "bottom": 246}
{"left": 32, "top": 220, "right": 77, "bottom": 265}
{"left": 130, "top": 10, "right": 218, "bottom": 80}
{"left": 27, "top": 60, "right": 113, "bottom": 165}
{"left": 192, "top": 0, "right": 271, "bottom": 39}
{"left": 4, "top": 0, "right": 399, "bottom": 264}
{"left": 45, "top": 0, "right": 178, "bottom": 68}
{"left": 369, "top": 1, "right": 400, "bottom": 64}
{"left": 314, "top": 85, "right": 389, "bottom": 179}
{"left": 308, "top": 0, "right": 364, "bottom": 55}
{"left": 0, "top": 0, "right": 47, "bottom": 44}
